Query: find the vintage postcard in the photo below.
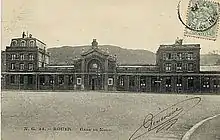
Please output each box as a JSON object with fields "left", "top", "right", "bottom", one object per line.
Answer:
{"left": 1, "top": 0, "right": 220, "bottom": 140}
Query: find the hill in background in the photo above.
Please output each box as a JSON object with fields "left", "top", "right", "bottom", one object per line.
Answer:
{"left": 47, "top": 45, "right": 156, "bottom": 65}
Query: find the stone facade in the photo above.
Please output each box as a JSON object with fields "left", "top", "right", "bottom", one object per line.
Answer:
{"left": 1, "top": 35, "right": 220, "bottom": 93}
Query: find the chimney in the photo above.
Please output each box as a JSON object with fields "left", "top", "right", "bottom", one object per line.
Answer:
{"left": 22, "top": 32, "right": 26, "bottom": 38}
{"left": 175, "top": 37, "right": 183, "bottom": 45}
{"left": 92, "top": 39, "right": 98, "bottom": 48}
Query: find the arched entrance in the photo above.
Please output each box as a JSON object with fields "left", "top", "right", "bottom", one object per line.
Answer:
{"left": 87, "top": 59, "right": 104, "bottom": 90}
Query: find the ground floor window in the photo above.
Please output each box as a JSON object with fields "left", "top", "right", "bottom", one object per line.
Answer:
{"left": 58, "top": 75, "right": 64, "bottom": 85}
{"left": 10, "top": 75, "right": 15, "bottom": 84}
{"left": 49, "top": 75, "right": 54, "bottom": 85}
{"left": 129, "top": 76, "right": 135, "bottom": 87}
{"left": 108, "top": 78, "right": 113, "bottom": 86}
{"left": 213, "top": 78, "right": 219, "bottom": 88}
{"left": 177, "top": 77, "right": 182, "bottom": 87}
{"left": 28, "top": 75, "right": 33, "bottom": 85}
{"left": 202, "top": 77, "right": 210, "bottom": 88}
{"left": 187, "top": 77, "right": 194, "bottom": 88}
{"left": 40, "top": 76, "right": 45, "bottom": 85}
{"left": 140, "top": 77, "right": 146, "bottom": 87}
{"left": 165, "top": 77, "right": 171, "bottom": 87}
{"left": 119, "top": 76, "right": 124, "bottom": 86}
{"left": 77, "top": 78, "right": 81, "bottom": 85}
{"left": 20, "top": 75, "right": 24, "bottom": 84}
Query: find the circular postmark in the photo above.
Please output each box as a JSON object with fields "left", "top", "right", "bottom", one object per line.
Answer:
{"left": 177, "top": 0, "right": 219, "bottom": 32}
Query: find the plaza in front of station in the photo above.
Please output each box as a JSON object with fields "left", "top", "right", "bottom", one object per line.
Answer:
{"left": 1, "top": 91, "right": 220, "bottom": 140}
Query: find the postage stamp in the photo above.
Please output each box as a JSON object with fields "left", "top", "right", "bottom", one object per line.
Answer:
{"left": 184, "top": 0, "right": 220, "bottom": 40}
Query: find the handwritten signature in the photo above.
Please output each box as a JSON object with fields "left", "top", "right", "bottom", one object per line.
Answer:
{"left": 128, "top": 97, "right": 201, "bottom": 140}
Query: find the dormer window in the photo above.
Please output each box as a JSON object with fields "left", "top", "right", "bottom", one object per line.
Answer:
{"left": 11, "top": 40, "right": 17, "bottom": 46}
{"left": 29, "top": 40, "right": 34, "bottom": 47}
{"left": 21, "top": 40, "right": 26, "bottom": 47}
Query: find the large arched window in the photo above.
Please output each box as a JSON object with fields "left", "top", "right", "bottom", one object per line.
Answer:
{"left": 88, "top": 59, "right": 103, "bottom": 73}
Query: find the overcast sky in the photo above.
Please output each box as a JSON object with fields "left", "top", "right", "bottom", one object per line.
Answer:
{"left": 2, "top": 0, "right": 220, "bottom": 54}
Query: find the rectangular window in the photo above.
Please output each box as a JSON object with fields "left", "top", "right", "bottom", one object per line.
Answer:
{"left": 20, "top": 54, "right": 25, "bottom": 60}
{"left": 77, "top": 78, "right": 81, "bottom": 85}
{"left": 187, "top": 52, "right": 193, "bottom": 60}
{"left": 129, "top": 76, "right": 135, "bottom": 87}
{"left": 182, "top": 53, "right": 186, "bottom": 59}
{"left": 188, "top": 63, "right": 193, "bottom": 72}
{"left": 213, "top": 78, "right": 219, "bottom": 88}
{"left": 29, "top": 54, "right": 34, "bottom": 60}
{"left": 11, "top": 63, "right": 15, "bottom": 70}
{"left": 119, "top": 76, "right": 124, "bottom": 86}
{"left": 172, "top": 53, "right": 177, "bottom": 60}
{"left": 177, "top": 53, "right": 182, "bottom": 60}
{"left": 177, "top": 63, "right": 182, "bottom": 71}
{"left": 58, "top": 75, "right": 64, "bottom": 85}
{"left": 140, "top": 77, "right": 146, "bottom": 87}
{"left": 10, "top": 75, "right": 15, "bottom": 84}
{"left": 20, "top": 63, "right": 25, "bottom": 70}
{"left": 49, "top": 75, "right": 54, "bottom": 85}
{"left": 28, "top": 63, "right": 33, "bottom": 70}
{"left": 165, "top": 63, "right": 172, "bottom": 71}
{"left": 163, "top": 53, "right": 166, "bottom": 60}
{"left": 166, "top": 53, "right": 172, "bottom": 60}
{"left": 11, "top": 54, "right": 16, "bottom": 60}
{"left": 108, "top": 78, "right": 113, "bottom": 86}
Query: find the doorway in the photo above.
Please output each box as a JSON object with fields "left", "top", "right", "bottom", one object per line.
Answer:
{"left": 92, "top": 78, "right": 95, "bottom": 90}
{"left": 89, "top": 75, "right": 102, "bottom": 90}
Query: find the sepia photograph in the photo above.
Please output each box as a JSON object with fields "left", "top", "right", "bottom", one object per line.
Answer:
{"left": 1, "top": 0, "right": 220, "bottom": 139}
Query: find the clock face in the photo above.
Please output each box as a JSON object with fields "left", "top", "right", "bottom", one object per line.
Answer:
{"left": 92, "top": 63, "right": 98, "bottom": 69}
{"left": 187, "top": 0, "right": 219, "bottom": 31}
